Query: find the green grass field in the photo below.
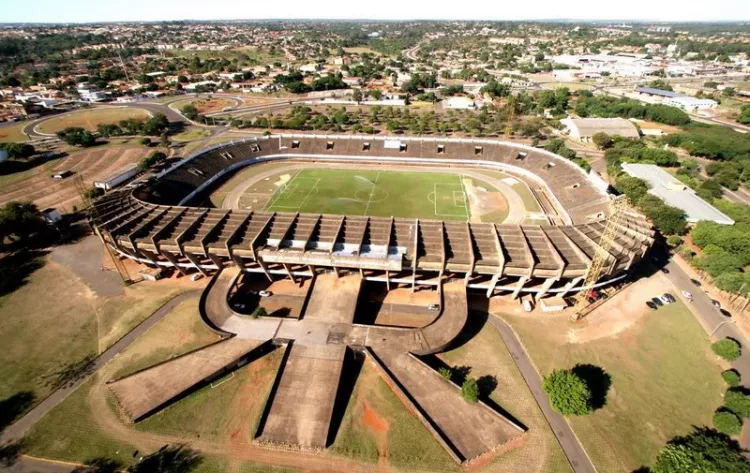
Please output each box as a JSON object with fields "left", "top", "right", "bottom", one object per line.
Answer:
{"left": 499, "top": 302, "right": 725, "bottom": 472}
{"left": 264, "top": 169, "right": 470, "bottom": 221}
{"left": 36, "top": 108, "right": 150, "bottom": 134}
{"left": 0, "top": 121, "right": 29, "bottom": 142}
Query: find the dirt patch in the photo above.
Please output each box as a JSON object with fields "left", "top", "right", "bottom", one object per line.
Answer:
{"left": 463, "top": 177, "right": 508, "bottom": 224}
{"left": 362, "top": 403, "right": 391, "bottom": 471}
{"left": 567, "top": 273, "right": 674, "bottom": 344}
{"left": 191, "top": 98, "right": 234, "bottom": 114}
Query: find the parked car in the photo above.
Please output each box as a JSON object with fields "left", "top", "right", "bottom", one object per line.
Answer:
{"left": 712, "top": 300, "right": 721, "bottom": 309}
{"left": 681, "top": 290, "right": 693, "bottom": 301}
{"left": 190, "top": 273, "right": 203, "bottom": 282}
{"left": 232, "top": 303, "right": 245, "bottom": 310}
{"left": 661, "top": 293, "right": 676, "bottom": 304}
{"left": 646, "top": 301, "right": 658, "bottom": 310}
{"left": 428, "top": 304, "right": 440, "bottom": 311}
{"left": 660, "top": 267, "right": 670, "bottom": 274}
{"left": 652, "top": 297, "right": 664, "bottom": 307}
{"left": 258, "top": 290, "right": 272, "bottom": 297}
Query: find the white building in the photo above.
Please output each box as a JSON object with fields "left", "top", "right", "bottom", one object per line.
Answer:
{"left": 443, "top": 96, "right": 475, "bottom": 109}
{"left": 560, "top": 118, "right": 640, "bottom": 142}
{"left": 663, "top": 96, "right": 718, "bottom": 111}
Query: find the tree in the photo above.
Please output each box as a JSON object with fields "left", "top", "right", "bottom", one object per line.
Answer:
{"left": 438, "top": 367, "right": 452, "bottom": 381}
{"left": 725, "top": 388, "right": 750, "bottom": 418}
{"left": 461, "top": 378, "right": 479, "bottom": 403}
{"left": 592, "top": 132, "right": 613, "bottom": 150}
{"left": 56, "top": 127, "right": 96, "bottom": 147}
{"left": 370, "top": 89, "right": 383, "bottom": 100}
{"left": 646, "top": 204, "right": 688, "bottom": 235}
{"left": 352, "top": 89, "right": 363, "bottom": 103}
{"left": 128, "top": 444, "right": 202, "bottom": 473}
{"left": 722, "top": 370, "right": 742, "bottom": 387}
{"left": 0, "top": 201, "right": 45, "bottom": 245}
{"left": 714, "top": 410, "right": 743, "bottom": 435}
{"left": 139, "top": 137, "right": 151, "bottom": 146}
{"left": 0, "top": 142, "right": 35, "bottom": 160}
{"left": 543, "top": 369, "right": 592, "bottom": 416}
{"left": 712, "top": 338, "right": 741, "bottom": 361}
{"left": 614, "top": 175, "right": 649, "bottom": 202}
{"left": 181, "top": 104, "right": 200, "bottom": 121}
{"left": 653, "top": 427, "right": 749, "bottom": 473}
{"left": 251, "top": 306, "right": 267, "bottom": 319}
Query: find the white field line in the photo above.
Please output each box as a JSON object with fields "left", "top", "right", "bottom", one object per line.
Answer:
{"left": 363, "top": 171, "right": 381, "bottom": 216}
{"left": 459, "top": 174, "right": 470, "bottom": 220}
{"left": 434, "top": 182, "right": 468, "bottom": 218}
{"left": 265, "top": 169, "right": 301, "bottom": 209}
{"left": 210, "top": 371, "right": 235, "bottom": 389}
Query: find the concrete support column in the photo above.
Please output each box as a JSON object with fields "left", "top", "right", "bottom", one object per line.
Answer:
{"left": 534, "top": 278, "right": 557, "bottom": 302}
{"left": 486, "top": 273, "right": 501, "bottom": 298}
{"left": 282, "top": 263, "right": 295, "bottom": 284}
{"left": 161, "top": 250, "right": 188, "bottom": 276}
{"left": 184, "top": 251, "right": 210, "bottom": 277}
{"left": 308, "top": 265, "right": 317, "bottom": 277}
{"left": 333, "top": 266, "right": 340, "bottom": 278}
{"left": 559, "top": 276, "right": 584, "bottom": 298}
{"left": 386, "top": 270, "right": 391, "bottom": 291}
{"left": 511, "top": 277, "right": 528, "bottom": 300}
{"left": 257, "top": 259, "right": 274, "bottom": 282}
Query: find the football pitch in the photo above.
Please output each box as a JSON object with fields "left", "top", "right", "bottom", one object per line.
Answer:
{"left": 263, "top": 168, "right": 471, "bottom": 221}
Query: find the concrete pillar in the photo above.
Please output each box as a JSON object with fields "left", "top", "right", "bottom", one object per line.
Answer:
{"left": 257, "top": 259, "right": 274, "bottom": 282}
{"left": 333, "top": 266, "right": 340, "bottom": 278}
{"left": 161, "top": 250, "right": 188, "bottom": 276}
{"left": 386, "top": 270, "right": 391, "bottom": 291}
{"left": 486, "top": 273, "right": 501, "bottom": 298}
{"left": 308, "top": 265, "right": 317, "bottom": 277}
{"left": 559, "top": 276, "right": 584, "bottom": 298}
{"left": 184, "top": 251, "right": 210, "bottom": 277}
{"left": 511, "top": 277, "right": 528, "bottom": 300}
{"left": 282, "top": 263, "right": 295, "bottom": 283}
{"left": 534, "top": 278, "right": 557, "bottom": 301}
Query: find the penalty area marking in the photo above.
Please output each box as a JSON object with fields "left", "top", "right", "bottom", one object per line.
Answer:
{"left": 433, "top": 182, "right": 469, "bottom": 218}
{"left": 266, "top": 173, "right": 321, "bottom": 210}
{"left": 210, "top": 372, "right": 235, "bottom": 389}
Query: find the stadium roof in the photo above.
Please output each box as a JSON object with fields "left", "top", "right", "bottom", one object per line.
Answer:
{"left": 621, "top": 163, "right": 735, "bottom": 225}
{"left": 634, "top": 87, "right": 680, "bottom": 98}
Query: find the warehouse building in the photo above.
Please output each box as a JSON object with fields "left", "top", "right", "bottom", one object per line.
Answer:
{"left": 561, "top": 117, "right": 640, "bottom": 142}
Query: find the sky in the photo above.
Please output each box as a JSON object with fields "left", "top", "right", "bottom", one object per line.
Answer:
{"left": 2, "top": 0, "right": 750, "bottom": 23}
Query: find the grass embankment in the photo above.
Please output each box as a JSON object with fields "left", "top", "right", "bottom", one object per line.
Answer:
{"left": 499, "top": 302, "right": 725, "bottom": 472}
{"left": 37, "top": 108, "right": 149, "bottom": 134}
{"left": 0, "top": 121, "right": 29, "bottom": 142}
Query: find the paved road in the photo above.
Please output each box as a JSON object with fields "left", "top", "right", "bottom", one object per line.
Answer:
{"left": 0, "top": 291, "right": 200, "bottom": 446}
{"left": 487, "top": 316, "right": 597, "bottom": 473}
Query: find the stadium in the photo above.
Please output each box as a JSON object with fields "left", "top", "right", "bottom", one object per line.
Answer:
{"left": 90, "top": 134, "right": 655, "bottom": 464}
{"left": 90, "top": 134, "right": 654, "bottom": 299}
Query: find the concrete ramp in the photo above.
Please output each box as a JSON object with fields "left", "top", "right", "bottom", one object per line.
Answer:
{"left": 368, "top": 346, "right": 524, "bottom": 463}
{"left": 257, "top": 343, "right": 346, "bottom": 449}
{"left": 414, "top": 280, "right": 468, "bottom": 355}
{"left": 302, "top": 273, "right": 362, "bottom": 324}
{"left": 109, "top": 337, "right": 264, "bottom": 421}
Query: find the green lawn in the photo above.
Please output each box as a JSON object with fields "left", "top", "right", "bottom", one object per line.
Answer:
{"left": 36, "top": 108, "right": 150, "bottom": 134}
{"left": 264, "top": 168, "right": 471, "bottom": 220}
{"left": 498, "top": 302, "right": 725, "bottom": 472}
{"left": 440, "top": 324, "right": 571, "bottom": 473}
{"left": 0, "top": 121, "right": 29, "bottom": 142}
{"left": 171, "top": 127, "right": 211, "bottom": 142}
{"left": 331, "top": 360, "right": 458, "bottom": 472}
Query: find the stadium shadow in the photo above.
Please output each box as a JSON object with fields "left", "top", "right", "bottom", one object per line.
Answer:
{"left": 326, "top": 348, "right": 365, "bottom": 447}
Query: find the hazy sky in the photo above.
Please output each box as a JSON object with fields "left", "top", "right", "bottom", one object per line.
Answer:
{"left": 3, "top": 0, "right": 750, "bottom": 23}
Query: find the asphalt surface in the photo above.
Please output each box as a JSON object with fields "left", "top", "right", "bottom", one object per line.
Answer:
{"left": 488, "top": 315, "right": 597, "bottom": 473}
{"left": 0, "top": 290, "right": 200, "bottom": 446}
{"left": 2, "top": 457, "right": 78, "bottom": 473}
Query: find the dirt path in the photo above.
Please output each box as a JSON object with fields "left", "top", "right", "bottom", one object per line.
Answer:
{"left": 362, "top": 403, "right": 391, "bottom": 473}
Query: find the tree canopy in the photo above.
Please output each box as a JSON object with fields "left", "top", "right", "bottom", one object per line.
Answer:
{"left": 543, "top": 369, "right": 592, "bottom": 416}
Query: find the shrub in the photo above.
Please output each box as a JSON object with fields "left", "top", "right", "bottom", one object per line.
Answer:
{"left": 139, "top": 137, "right": 152, "bottom": 146}
{"left": 714, "top": 409, "right": 743, "bottom": 435}
{"left": 438, "top": 367, "right": 452, "bottom": 381}
{"left": 725, "top": 389, "right": 750, "bottom": 418}
{"left": 666, "top": 235, "right": 683, "bottom": 247}
{"left": 461, "top": 378, "right": 479, "bottom": 403}
{"left": 543, "top": 369, "right": 592, "bottom": 416}
{"left": 251, "top": 306, "right": 268, "bottom": 319}
{"left": 722, "top": 370, "right": 742, "bottom": 387}
{"left": 653, "top": 427, "right": 749, "bottom": 473}
{"left": 712, "top": 338, "right": 742, "bottom": 361}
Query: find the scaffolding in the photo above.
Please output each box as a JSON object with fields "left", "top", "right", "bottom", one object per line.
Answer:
{"left": 572, "top": 196, "right": 630, "bottom": 319}
{"left": 74, "top": 175, "right": 133, "bottom": 285}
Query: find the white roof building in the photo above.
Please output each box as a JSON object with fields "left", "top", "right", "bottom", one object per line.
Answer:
{"left": 663, "top": 96, "right": 718, "bottom": 111}
{"left": 561, "top": 118, "right": 640, "bottom": 142}
{"left": 443, "top": 96, "right": 475, "bottom": 109}
{"left": 621, "top": 163, "right": 734, "bottom": 225}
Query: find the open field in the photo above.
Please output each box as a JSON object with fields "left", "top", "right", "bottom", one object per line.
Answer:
{"left": 0, "top": 121, "right": 29, "bottom": 142}
{"left": 539, "top": 82, "right": 594, "bottom": 91}
{"left": 0, "top": 145, "right": 152, "bottom": 210}
{"left": 439, "top": 323, "right": 571, "bottom": 473}
{"left": 110, "top": 296, "right": 221, "bottom": 379}
{"left": 497, "top": 302, "right": 725, "bottom": 472}
{"left": 36, "top": 108, "right": 150, "bottom": 134}
{"left": 0, "top": 241, "right": 191, "bottom": 422}
{"left": 208, "top": 161, "right": 294, "bottom": 207}
{"left": 331, "top": 359, "right": 458, "bottom": 472}
{"left": 172, "top": 97, "right": 236, "bottom": 114}
{"left": 172, "top": 127, "right": 211, "bottom": 142}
